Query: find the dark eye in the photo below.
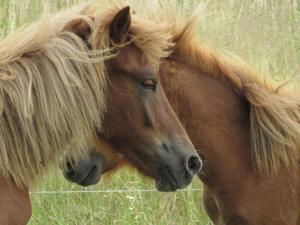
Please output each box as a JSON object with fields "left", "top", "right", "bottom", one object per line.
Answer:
{"left": 141, "top": 78, "right": 156, "bottom": 90}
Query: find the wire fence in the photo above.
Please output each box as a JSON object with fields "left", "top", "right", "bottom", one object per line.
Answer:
{"left": 30, "top": 188, "right": 203, "bottom": 195}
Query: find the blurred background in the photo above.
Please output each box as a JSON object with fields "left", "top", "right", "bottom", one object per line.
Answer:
{"left": 1, "top": 0, "right": 300, "bottom": 224}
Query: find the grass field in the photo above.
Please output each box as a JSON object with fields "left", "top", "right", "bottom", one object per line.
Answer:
{"left": 1, "top": 0, "right": 300, "bottom": 224}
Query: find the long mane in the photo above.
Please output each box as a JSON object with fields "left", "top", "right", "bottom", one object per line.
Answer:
{"left": 0, "top": 5, "right": 107, "bottom": 188}
{"left": 155, "top": 1, "right": 300, "bottom": 175}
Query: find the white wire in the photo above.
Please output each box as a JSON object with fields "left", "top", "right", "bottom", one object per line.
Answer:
{"left": 30, "top": 188, "right": 203, "bottom": 194}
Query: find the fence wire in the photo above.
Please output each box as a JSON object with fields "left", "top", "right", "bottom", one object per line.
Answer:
{"left": 30, "top": 188, "right": 203, "bottom": 194}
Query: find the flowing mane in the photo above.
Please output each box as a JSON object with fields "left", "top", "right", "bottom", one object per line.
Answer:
{"left": 0, "top": 4, "right": 108, "bottom": 188}
{"left": 156, "top": 2, "right": 300, "bottom": 175}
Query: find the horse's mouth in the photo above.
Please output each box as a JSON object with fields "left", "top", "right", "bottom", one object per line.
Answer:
{"left": 155, "top": 166, "right": 181, "bottom": 192}
{"left": 79, "top": 165, "right": 99, "bottom": 186}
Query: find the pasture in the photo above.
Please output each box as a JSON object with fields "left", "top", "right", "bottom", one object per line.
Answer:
{"left": 1, "top": 0, "right": 300, "bottom": 224}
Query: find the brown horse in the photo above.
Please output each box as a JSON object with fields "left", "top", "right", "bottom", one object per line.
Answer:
{"left": 63, "top": 4, "right": 300, "bottom": 225}
{"left": 0, "top": 3, "right": 201, "bottom": 225}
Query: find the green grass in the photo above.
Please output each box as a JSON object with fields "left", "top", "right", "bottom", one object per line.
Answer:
{"left": 30, "top": 169, "right": 208, "bottom": 225}
{"left": 2, "top": 0, "right": 300, "bottom": 224}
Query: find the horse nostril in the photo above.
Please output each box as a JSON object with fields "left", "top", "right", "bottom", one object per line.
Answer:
{"left": 187, "top": 156, "right": 202, "bottom": 175}
{"left": 66, "top": 162, "right": 73, "bottom": 172}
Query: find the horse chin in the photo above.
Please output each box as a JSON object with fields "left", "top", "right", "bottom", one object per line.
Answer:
{"left": 154, "top": 165, "right": 194, "bottom": 192}
{"left": 63, "top": 164, "right": 101, "bottom": 187}
{"left": 154, "top": 169, "right": 176, "bottom": 192}
{"left": 155, "top": 180, "right": 178, "bottom": 192}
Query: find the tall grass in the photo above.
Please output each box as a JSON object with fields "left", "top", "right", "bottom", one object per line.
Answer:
{"left": 1, "top": 0, "right": 300, "bottom": 224}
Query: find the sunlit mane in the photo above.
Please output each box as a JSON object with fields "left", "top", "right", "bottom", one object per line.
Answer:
{"left": 0, "top": 4, "right": 108, "bottom": 188}
{"left": 155, "top": 2, "right": 300, "bottom": 175}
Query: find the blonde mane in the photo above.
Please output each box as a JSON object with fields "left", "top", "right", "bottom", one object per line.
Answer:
{"left": 154, "top": 2, "right": 300, "bottom": 175}
{"left": 0, "top": 4, "right": 109, "bottom": 188}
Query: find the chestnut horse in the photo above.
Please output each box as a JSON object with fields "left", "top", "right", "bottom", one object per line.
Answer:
{"left": 0, "top": 3, "right": 201, "bottom": 225}
{"left": 63, "top": 4, "right": 300, "bottom": 225}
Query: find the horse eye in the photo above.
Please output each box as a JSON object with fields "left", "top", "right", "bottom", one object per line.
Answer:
{"left": 141, "top": 78, "right": 156, "bottom": 90}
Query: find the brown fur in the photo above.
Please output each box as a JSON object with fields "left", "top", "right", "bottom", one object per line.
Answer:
{"left": 157, "top": 4, "right": 300, "bottom": 224}
{"left": 0, "top": 177, "right": 31, "bottom": 225}
{"left": 159, "top": 57, "right": 300, "bottom": 225}
{"left": 94, "top": 137, "right": 125, "bottom": 175}
{"left": 168, "top": 5, "right": 300, "bottom": 176}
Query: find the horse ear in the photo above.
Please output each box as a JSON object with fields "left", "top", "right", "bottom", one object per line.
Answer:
{"left": 110, "top": 6, "right": 131, "bottom": 44}
{"left": 64, "top": 18, "right": 92, "bottom": 42}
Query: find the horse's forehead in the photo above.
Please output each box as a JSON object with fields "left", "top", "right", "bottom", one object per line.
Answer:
{"left": 114, "top": 45, "right": 150, "bottom": 74}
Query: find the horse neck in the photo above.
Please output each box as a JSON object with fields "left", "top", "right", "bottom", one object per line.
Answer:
{"left": 160, "top": 57, "right": 254, "bottom": 185}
